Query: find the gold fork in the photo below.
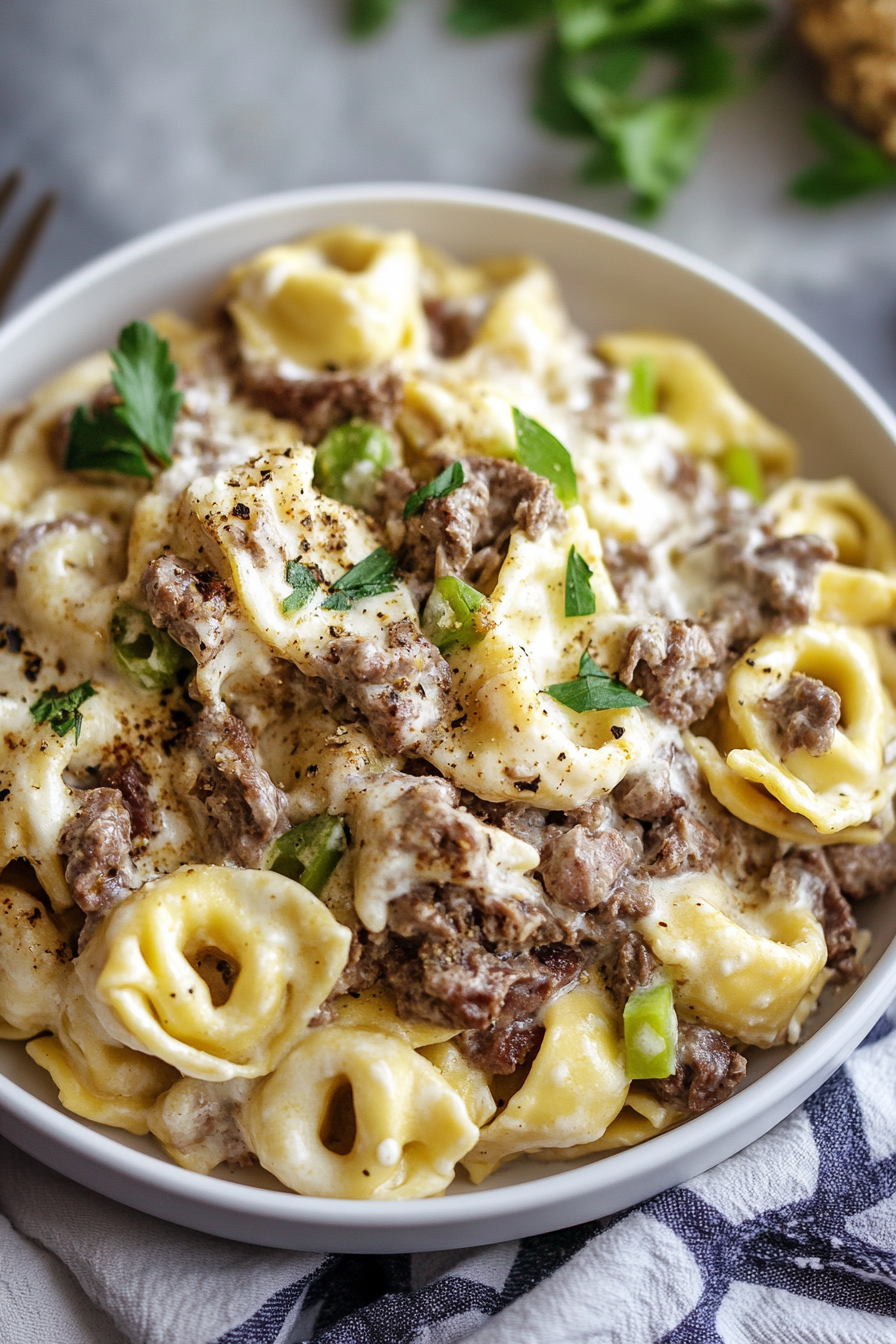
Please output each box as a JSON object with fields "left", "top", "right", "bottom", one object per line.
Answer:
{"left": 0, "top": 170, "right": 58, "bottom": 320}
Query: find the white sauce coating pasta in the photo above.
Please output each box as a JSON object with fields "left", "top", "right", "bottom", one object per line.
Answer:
{"left": 0, "top": 224, "right": 893, "bottom": 1199}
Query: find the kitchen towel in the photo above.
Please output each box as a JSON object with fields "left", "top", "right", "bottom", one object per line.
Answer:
{"left": 2, "top": 1001, "right": 896, "bottom": 1344}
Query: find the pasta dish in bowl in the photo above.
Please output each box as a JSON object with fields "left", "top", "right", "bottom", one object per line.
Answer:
{"left": 1, "top": 187, "right": 896, "bottom": 1249}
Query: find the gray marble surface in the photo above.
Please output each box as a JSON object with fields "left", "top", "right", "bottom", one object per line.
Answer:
{"left": 2, "top": 0, "right": 896, "bottom": 405}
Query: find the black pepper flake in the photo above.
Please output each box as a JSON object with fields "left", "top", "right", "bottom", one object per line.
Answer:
{"left": 610, "top": 725, "right": 625, "bottom": 739}
{"left": 23, "top": 653, "right": 42, "bottom": 684}
{"left": 513, "top": 776, "right": 541, "bottom": 793}
{"left": 0, "top": 789, "right": 9, "bottom": 801}
{"left": 231, "top": 502, "right": 251, "bottom": 520}
{"left": 5, "top": 626, "right": 22, "bottom": 653}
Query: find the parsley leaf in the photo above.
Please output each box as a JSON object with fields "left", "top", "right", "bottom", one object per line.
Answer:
{"left": 321, "top": 547, "right": 397, "bottom": 610}
{"left": 789, "top": 111, "right": 896, "bottom": 207}
{"left": 65, "top": 321, "right": 181, "bottom": 476}
{"left": 347, "top": 0, "right": 406, "bottom": 37}
{"left": 513, "top": 408, "right": 578, "bottom": 507}
{"left": 64, "top": 405, "right": 152, "bottom": 479}
{"left": 282, "top": 559, "right": 321, "bottom": 614}
{"left": 403, "top": 461, "right": 466, "bottom": 518}
{"left": 544, "top": 649, "right": 645, "bottom": 712}
{"left": 110, "top": 322, "right": 182, "bottom": 465}
{"left": 565, "top": 546, "right": 597, "bottom": 617}
{"left": 30, "top": 680, "right": 97, "bottom": 744}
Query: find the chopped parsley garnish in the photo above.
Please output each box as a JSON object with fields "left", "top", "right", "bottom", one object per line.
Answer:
{"left": 321, "top": 547, "right": 397, "bottom": 610}
{"left": 282, "top": 559, "right": 321, "bottom": 614}
{"left": 512, "top": 407, "right": 578, "bottom": 508}
{"left": 565, "top": 545, "right": 597, "bottom": 618}
{"left": 30, "top": 680, "right": 97, "bottom": 743}
{"left": 65, "top": 321, "right": 183, "bottom": 477}
{"left": 544, "top": 649, "right": 644, "bottom": 712}
{"left": 790, "top": 112, "right": 896, "bottom": 208}
{"left": 403, "top": 460, "right": 466, "bottom": 518}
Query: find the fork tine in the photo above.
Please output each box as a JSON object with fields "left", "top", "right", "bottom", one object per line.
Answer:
{"left": 0, "top": 170, "right": 23, "bottom": 228}
{"left": 0, "top": 190, "right": 58, "bottom": 318}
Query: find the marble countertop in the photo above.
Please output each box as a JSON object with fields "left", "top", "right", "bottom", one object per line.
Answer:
{"left": 2, "top": 0, "right": 896, "bottom": 404}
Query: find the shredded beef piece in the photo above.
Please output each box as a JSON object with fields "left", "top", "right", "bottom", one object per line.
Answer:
{"left": 101, "top": 761, "right": 154, "bottom": 838}
{"left": 644, "top": 812, "right": 719, "bottom": 877}
{"left": 424, "top": 297, "right": 482, "bottom": 358}
{"left": 540, "top": 826, "right": 634, "bottom": 911}
{"left": 140, "top": 554, "right": 231, "bottom": 664}
{"left": 60, "top": 789, "right": 140, "bottom": 913}
{"left": 614, "top": 760, "right": 686, "bottom": 823}
{"left": 666, "top": 452, "right": 700, "bottom": 499}
{"left": 387, "top": 939, "right": 522, "bottom": 1031}
{"left": 602, "top": 538, "right": 653, "bottom": 608}
{"left": 827, "top": 841, "right": 896, "bottom": 901}
{"left": 329, "top": 928, "right": 389, "bottom": 1001}
{"left": 619, "top": 617, "right": 729, "bottom": 728}
{"left": 383, "top": 455, "right": 565, "bottom": 597}
{"left": 186, "top": 704, "right": 289, "bottom": 867}
{"left": 460, "top": 1020, "right": 545, "bottom": 1074}
{"left": 726, "top": 527, "right": 836, "bottom": 630}
{"left": 710, "top": 811, "right": 779, "bottom": 887}
{"left": 457, "top": 944, "right": 585, "bottom": 1072}
{"left": 765, "top": 848, "right": 858, "bottom": 975}
{"left": 606, "top": 931, "right": 661, "bottom": 1004}
{"left": 6, "top": 513, "right": 98, "bottom": 582}
{"left": 305, "top": 618, "right": 451, "bottom": 755}
{"left": 763, "top": 672, "right": 841, "bottom": 757}
{"left": 649, "top": 1023, "right": 747, "bottom": 1113}
{"left": 238, "top": 364, "right": 403, "bottom": 445}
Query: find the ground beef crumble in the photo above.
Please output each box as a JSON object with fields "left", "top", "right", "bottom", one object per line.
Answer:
{"left": 763, "top": 673, "right": 841, "bottom": 758}
{"left": 373, "top": 455, "right": 565, "bottom": 599}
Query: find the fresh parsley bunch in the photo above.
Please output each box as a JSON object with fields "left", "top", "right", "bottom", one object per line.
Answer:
{"left": 347, "top": 0, "right": 768, "bottom": 217}
{"left": 347, "top": 1, "right": 896, "bottom": 213}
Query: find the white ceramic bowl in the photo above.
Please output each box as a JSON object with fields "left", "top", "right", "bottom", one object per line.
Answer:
{"left": 2, "top": 184, "right": 896, "bottom": 1253}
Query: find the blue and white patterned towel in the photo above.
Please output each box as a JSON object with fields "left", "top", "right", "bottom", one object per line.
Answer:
{"left": 3, "top": 1003, "right": 896, "bottom": 1344}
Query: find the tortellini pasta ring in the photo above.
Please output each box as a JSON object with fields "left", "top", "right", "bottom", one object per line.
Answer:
{"left": 242, "top": 1027, "right": 479, "bottom": 1199}
{"left": 26, "top": 978, "right": 177, "bottom": 1135}
{"left": 596, "top": 332, "right": 796, "bottom": 481}
{"left": 768, "top": 477, "right": 896, "bottom": 574}
{"left": 79, "top": 865, "right": 351, "bottom": 1081}
{"left": 638, "top": 873, "right": 827, "bottom": 1047}
{"left": 425, "top": 509, "right": 652, "bottom": 806}
{"left": 724, "top": 623, "right": 896, "bottom": 833}
{"left": 226, "top": 225, "right": 424, "bottom": 371}
{"left": 0, "top": 882, "right": 72, "bottom": 1038}
{"left": 683, "top": 730, "right": 890, "bottom": 845}
{"left": 462, "top": 974, "right": 628, "bottom": 1184}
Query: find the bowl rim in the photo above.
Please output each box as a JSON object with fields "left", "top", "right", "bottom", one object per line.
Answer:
{"left": 2, "top": 180, "right": 896, "bottom": 1236}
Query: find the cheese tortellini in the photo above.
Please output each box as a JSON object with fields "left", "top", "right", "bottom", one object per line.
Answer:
{"left": 638, "top": 874, "right": 827, "bottom": 1047}
{"left": 78, "top": 866, "right": 351, "bottom": 1080}
{"left": 691, "top": 624, "right": 896, "bottom": 835}
{"left": 227, "top": 226, "right": 424, "bottom": 372}
{"left": 243, "top": 1027, "right": 478, "bottom": 1199}
{"left": 597, "top": 332, "right": 796, "bottom": 482}
{"left": 425, "top": 508, "right": 652, "bottom": 805}
{"left": 463, "top": 976, "right": 629, "bottom": 1183}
